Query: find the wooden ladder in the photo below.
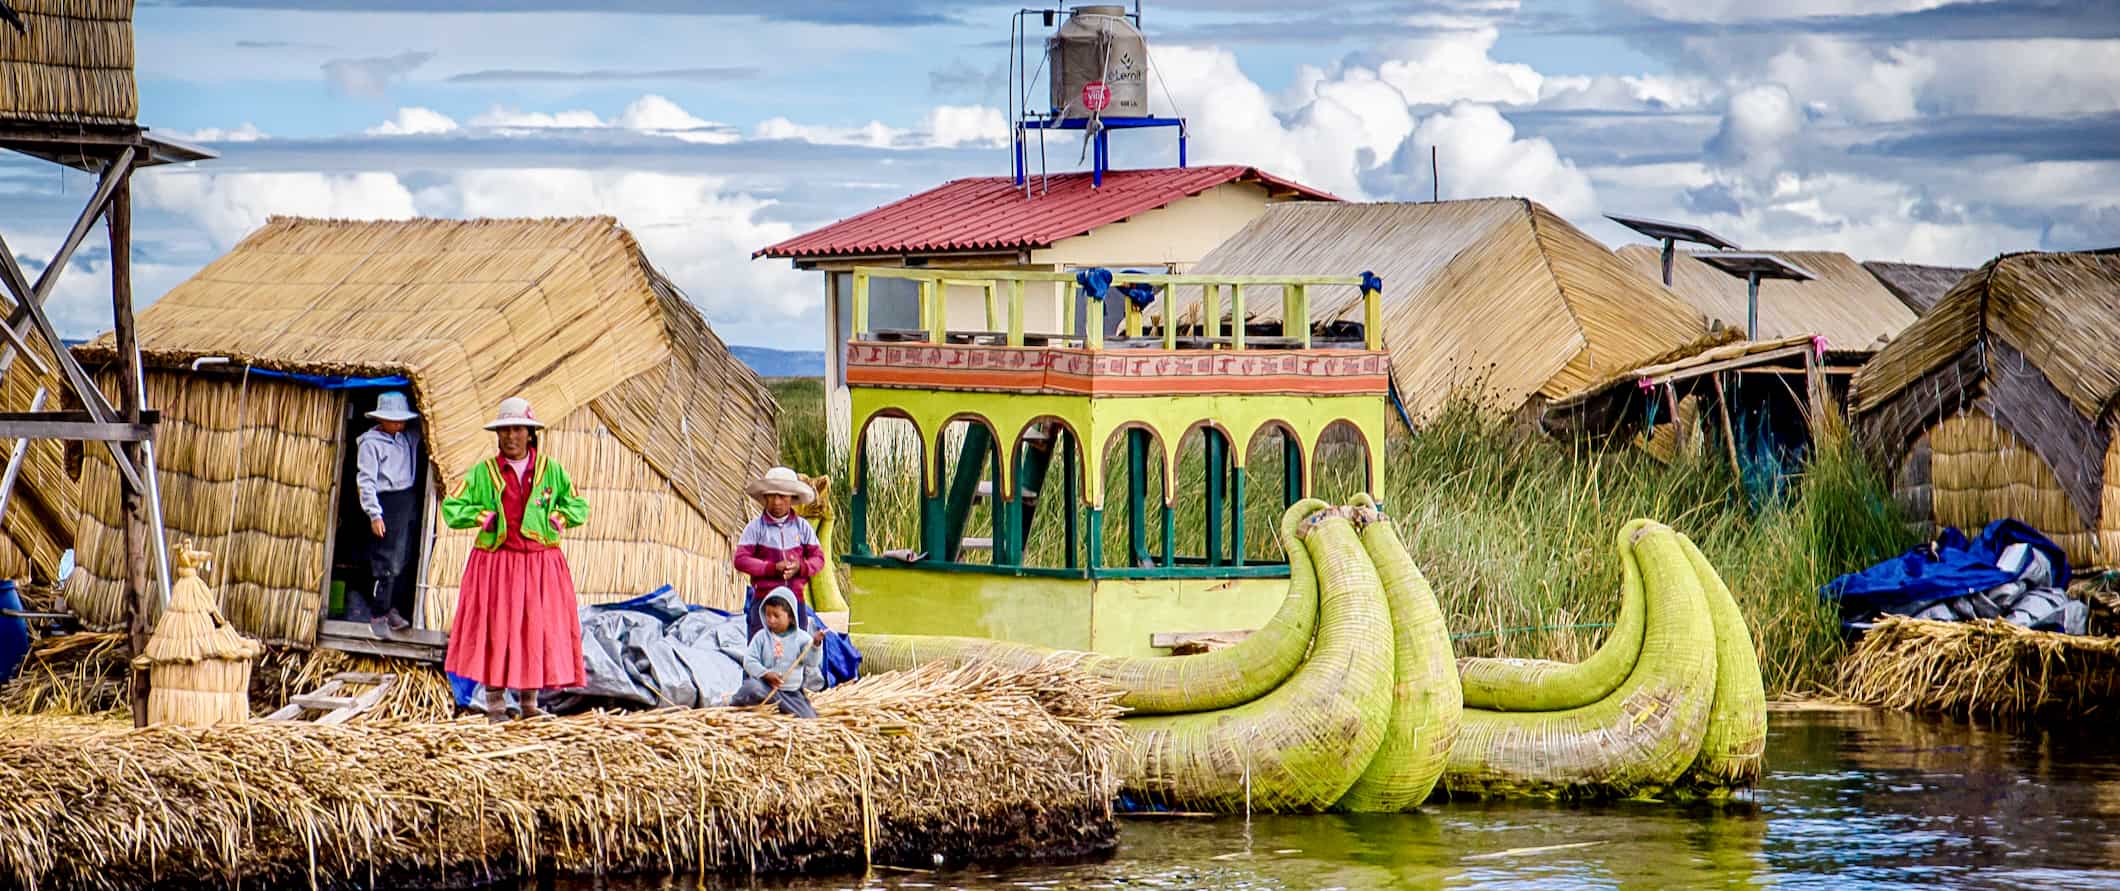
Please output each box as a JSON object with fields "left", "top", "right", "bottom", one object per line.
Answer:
{"left": 265, "top": 671, "right": 396, "bottom": 724}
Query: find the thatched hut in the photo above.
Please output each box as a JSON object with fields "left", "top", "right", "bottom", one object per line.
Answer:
{"left": 1863, "top": 261, "right": 1974, "bottom": 315}
{"left": 1615, "top": 247, "right": 1918, "bottom": 356}
{"left": 64, "top": 216, "right": 778, "bottom": 648}
{"left": 1853, "top": 250, "right": 2120, "bottom": 569}
{"left": 1167, "top": 199, "right": 1712, "bottom": 422}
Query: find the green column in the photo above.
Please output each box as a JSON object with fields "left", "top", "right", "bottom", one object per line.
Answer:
{"left": 1283, "top": 435, "right": 1303, "bottom": 506}
{"left": 994, "top": 439, "right": 1017, "bottom": 565}
{"left": 1205, "top": 432, "right": 1226, "bottom": 565}
{"left": 940, "top": 423, "right": 993, "bottom": 562}
{"left": 1084, "top": 505, "right": 1103, "bottom": 571}
{"left": 1231, "top": 465, "right": 1246, "bottom": 566}
{"left": 1062, "top": 431, "right": 1080, "bottom": 569}
{"left": 850, "top": 455, "right": 871, "bottom": 557}
{"left": 1127, "top": 428, "right": 1150, "bottom": 567}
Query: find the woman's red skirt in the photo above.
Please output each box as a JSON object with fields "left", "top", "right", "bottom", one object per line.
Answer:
{"left": 444, "top": 546, "right": 585, "bottom": 690}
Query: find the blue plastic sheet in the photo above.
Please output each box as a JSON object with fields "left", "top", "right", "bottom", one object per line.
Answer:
{"left": 1821, "top": 519, "right": 2071, "bottom": 622}
{"left": 0, "top": 581, "right": 27, "bottom": 684}
{"left": 246, "top": 368, "right": 411, "bottom": 390}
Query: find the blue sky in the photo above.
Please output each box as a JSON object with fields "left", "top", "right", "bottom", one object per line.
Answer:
{"left": 5, "top": 0, "right": 2118, "bottom": 347}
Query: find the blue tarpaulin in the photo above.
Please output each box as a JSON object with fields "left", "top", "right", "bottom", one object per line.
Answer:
{"left": 1821, "top": 519, "right": 2071, "bottom": 621}
{"left": 245, "top": 368, "right": 410, "bottom": 390}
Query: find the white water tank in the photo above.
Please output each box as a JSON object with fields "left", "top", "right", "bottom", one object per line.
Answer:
{"left": 1048, "top": 5, "right": 1149, "bottom": 119}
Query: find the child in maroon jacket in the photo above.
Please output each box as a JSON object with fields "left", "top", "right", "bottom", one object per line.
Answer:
{"left": 733, "top": 466, "right": 825, "bottom": 637}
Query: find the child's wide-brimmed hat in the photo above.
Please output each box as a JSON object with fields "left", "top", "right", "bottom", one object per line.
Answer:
{"left": 365, "top": 390, "right": 419, "bottom": 422}
{"left": 482, "top": 396, "right": 545, "bottom": 430}
{"left": 745, "top": 466, "right": 816, "bottom": 504}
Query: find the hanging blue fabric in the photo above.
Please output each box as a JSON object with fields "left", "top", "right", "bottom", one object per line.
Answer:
{"left": 1360, "top": 270, "right": 1384, "bottom": 293}
{"left": 0, "top": 580, "right": 28, "bottom": 684}
{"left": 1822, "top": 518, "right": 2071, "bottom": 622}
{"left": 247, "top": 367, "right": 412, "bottom": 390}
{"left": 1116, "top": 282, "right": 1157, "bottom": 309}
{"left": 1076, "top": 267, "right": 1113, "bottom": 302}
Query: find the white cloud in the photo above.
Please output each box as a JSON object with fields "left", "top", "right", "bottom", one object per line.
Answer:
{"left": 321, "top": 50, "right": 432, "bottom": 98}
{"left": 1618, "top": 0, "right": 1955, "bottom": 22}
{"left": 613, "top": 94, "right": 709, "bottom": 131}
{"left": 366, "top": 107, "right": 459, "bottom": 136}
{"left": 167, "top": 123, "right": 267, "bottom": 143}
{"left": 1374, "top": 29, "right": 1544, "bottom": 107}
{"left": 1537, "top": 74, "right": 1720, "bottom": 112}
{"left": 1706, "top": 84, "right": 1805, "bottom": 178}
{"left": 1153, "top": 41, "right": 1597, "bottom": 211}
{"left": 134, "top": 171, "right": 419, "bottom": 248}
{"left": 751, "top": 105, "right": 1006, "bottom": 150}
{"left": 470, "top": 106, "right": 607, "bottom": 130}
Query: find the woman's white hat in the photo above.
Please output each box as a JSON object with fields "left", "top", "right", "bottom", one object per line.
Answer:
{"left": 744, "top": 466, "right": 816, "bottom": 504}
{"left": 482, "top": 396, "right": 545, "bottom": 430}
{"left": 365, "top": 390, "right": 418, "bottom": 422}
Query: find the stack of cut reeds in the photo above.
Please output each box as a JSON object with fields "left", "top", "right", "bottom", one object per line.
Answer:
{"left": 132, "top": 544, "right": 261, "bottom": 727}
{"left": 0, "top": 631, "right": 129, "bottom": 716}
{"left": 0, "top": 660, "right": 1124, "bottom": 890}
{"left": 1839, "top": 616, "right": 2120, "bottom": 719}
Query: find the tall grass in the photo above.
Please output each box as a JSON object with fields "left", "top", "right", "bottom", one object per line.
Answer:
{"left": 763, "top": 378, "right": 1914, "bottom": 696}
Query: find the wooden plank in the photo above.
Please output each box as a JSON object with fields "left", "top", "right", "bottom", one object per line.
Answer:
{"left": 315, "top": 683, "right": 389, "bottom": 725}
{"left": 0, "top": 419, "right": 154, "bottom": 441}
{"left": 320, "top": 619, "right": 449, "bottom": 647}
{"left": 1150, "top": 629, "right": 1257, "bottom": 648}
{"left": 291, "top": 694, "right": 359, "bottom": 711}
{"left": 319, "top": 634, "right": 446, "bottom": 663}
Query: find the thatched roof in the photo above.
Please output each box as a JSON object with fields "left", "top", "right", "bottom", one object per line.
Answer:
{"left": 1863, "top": 261, "right": 1974, "bottom": 315}
{"left": 1852, "top": 250, "right": 2120, "bottom": 531}
{"left": 77, "top": 216, "right": 774, "bottom": 534}
{"left": 1616, "top": 247, "right": 1917, "bottom": 353}
{"left": 0, "top": 0, "right": 136, "bottom": 126}
{"left": 1168, "top": 198, "right": 1709, "bottom": 420}
{"left": 1856, "top": 250, "right": 2120, "bottom": 421}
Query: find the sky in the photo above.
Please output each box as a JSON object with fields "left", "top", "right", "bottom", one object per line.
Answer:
{"left": 3, "top": 0, "right": 2117, "bottom": 347}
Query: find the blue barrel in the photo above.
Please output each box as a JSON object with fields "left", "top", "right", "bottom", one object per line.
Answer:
{"left": 0, "top": 580, "right": 29, "bottom": 684}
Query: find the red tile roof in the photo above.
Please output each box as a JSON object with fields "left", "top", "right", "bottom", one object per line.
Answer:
{"left": 754, "top": 165, "right": 1338, "bottom": 260}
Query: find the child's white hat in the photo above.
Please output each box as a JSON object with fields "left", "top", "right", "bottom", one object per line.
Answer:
{"left": 365, "top": 391, "right": 418, "bottom": 422}
{"left": 745, "top": 466, "right": 816, "bottom": 505}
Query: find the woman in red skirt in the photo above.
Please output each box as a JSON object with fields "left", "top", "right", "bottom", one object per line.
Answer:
{"left": 442, "top": 396, "right": 590, "bottom": 720}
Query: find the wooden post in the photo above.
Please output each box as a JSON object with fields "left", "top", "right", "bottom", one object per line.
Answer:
{"left": 1061, "top": 431, "right": 1079, "bottom": 569}
{"left": 1204, "top": 284, "right": 1221, "bottom": 342}
{"left": 1288, "top": 284, "right": 1310, "bottom": 348}
{"left": 983, "top": 282, "right": 998, "bottom": 332}
{"left": 110, "top": 176, "right": 152, "bottom": 728}
{"left": 1085, "top": 295, "right": 1105, "bottom": 350}
{"left": 1362, "top": 287, "right": 1382, "bottom": 350}
{"left": 1231, "top": 285, "right": 1247, "bottom": 351}
{"left": 1204, "top": 432, "right": 1225, "bottom": 566}
{"left": 1230, "top": 464, "right": 1246, "bottom": 566}
{"left": 1006, "top": 279, "right": 1025, "bottom": 347}
{"left": 851, "top": 272, "right": 870, "bottom": 340}
{"left": 1712, "top": 372, "right": 1743, "bottom": 487}
{"left": 1126, "top": 429, "right": 1148, "bottom": 566}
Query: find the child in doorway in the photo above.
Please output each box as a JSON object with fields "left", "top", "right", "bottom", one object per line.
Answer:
{"left": 355, "top": 390, "right": 422, "bottom": 638}
{"left": 732, "top": 467, "right": 825, "bottom": 637}
{"left": 730, "top": 588, "right": 825, "bottom": 718}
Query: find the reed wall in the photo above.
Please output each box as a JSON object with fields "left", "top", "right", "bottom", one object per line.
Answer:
{"left": 1927, "top": 409, "right": 2105, "bottom": 568}
{"left": 0, "top": 0, "right": 137, "bottom": 125}
{"left": 72, "top": 370, "right": 341, "bottom": 646}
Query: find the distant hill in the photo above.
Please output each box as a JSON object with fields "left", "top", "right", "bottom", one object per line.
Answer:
{"left": 731, "top": 345, "right": 825, "bottom": 378}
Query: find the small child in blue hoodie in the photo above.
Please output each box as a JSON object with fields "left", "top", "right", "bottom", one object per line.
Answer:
{"left": 730, "top": 588, "right": 825, "bottom": 718}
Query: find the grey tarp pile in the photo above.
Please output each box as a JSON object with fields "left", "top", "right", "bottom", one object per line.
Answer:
{"left": 1908, "top": 542, "right": 2089, "bottom": 634}
{"left": 559, "top": 588, "right": 818, "bottom": 709}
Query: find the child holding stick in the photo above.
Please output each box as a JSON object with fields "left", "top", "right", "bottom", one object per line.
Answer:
{"left": 730, "top": 588, "right": 825, "bottom": 718}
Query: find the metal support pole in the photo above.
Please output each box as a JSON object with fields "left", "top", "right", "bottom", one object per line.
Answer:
{"left": 1746, "top": 272, "right": 1761, "bottom": 340}
{"left": 0, "top": 388, "right": 49, "bottom": 521}
{"left": 1660, "top": 238, "right": 1676, "bottom": 287}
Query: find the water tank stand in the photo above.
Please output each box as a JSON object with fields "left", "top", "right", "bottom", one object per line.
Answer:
{"left": 1014, "top": 115, "right": 1187, "bottom": 188}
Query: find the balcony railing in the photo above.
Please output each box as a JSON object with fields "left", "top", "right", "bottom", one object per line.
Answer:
{"left": 850, "top": 266, "right": 1383, "bottom": 351}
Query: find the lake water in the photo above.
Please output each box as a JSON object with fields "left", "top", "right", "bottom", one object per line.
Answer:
{"left": 550, "top": 706, "right": 2120, "bottom": 890}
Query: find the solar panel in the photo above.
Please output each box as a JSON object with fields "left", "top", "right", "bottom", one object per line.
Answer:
{"left": 1695, "top": 252, "right": 1816, "bottom": 281}
{"left": 1604, "top": 213, "right": 1740, "bottom": 251}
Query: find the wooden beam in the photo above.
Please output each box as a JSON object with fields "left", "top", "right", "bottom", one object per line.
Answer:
{"left": 1151, "top": 629, "right": 1256, "bottom": 649}
{"left": 0, "top": 418, "right": 152, "bottom": 441}
{"left": 1712, "top": 372, "right": 1743, "bottom": 486}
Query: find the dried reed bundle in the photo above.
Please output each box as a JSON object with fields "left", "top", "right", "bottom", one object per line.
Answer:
{"left": 0, "top": 631, "right": 129, "bottom": 717}
{"left": 0, "top": 660, "right": 1124, "bottom": 891}
{"left": 133, "top": 545, "right": 261, "bottom": 726}
{"left": 1838, "top": 616, "right": 2120, "bottom": 720}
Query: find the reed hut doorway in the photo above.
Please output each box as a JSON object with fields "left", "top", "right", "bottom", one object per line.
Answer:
{"left": 327, "top": 387, "right": 434, "bottom": 628}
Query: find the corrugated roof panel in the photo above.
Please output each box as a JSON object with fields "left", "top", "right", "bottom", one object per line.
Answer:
{"left": 755, "top": 165, "right": 1337, "bottom": 259}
